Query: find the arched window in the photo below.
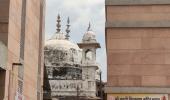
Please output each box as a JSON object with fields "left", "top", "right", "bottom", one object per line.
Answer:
{"left": 85, "top": 49, "right": 93, "bottom": 60}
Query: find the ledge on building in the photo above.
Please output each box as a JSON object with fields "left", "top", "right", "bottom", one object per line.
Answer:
{"left": 105, "top": 86, "right": 170, "bottom": 94}
{"left": 106, "top": 21, "right": 170, "bottom": 28}
{"left": 105, "top": 0, "right": 170, "bottom": 6}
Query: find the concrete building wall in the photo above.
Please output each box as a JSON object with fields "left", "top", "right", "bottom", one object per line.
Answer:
{"left": 0, "top": 0, "right": 45, "bottom": 99}
{"left": 7, "top": 0, "right": 24, "bottom": 99}
{"left": 107, "top": 28, "right": 170, "bottom": 87}
{"left": 105, "top": 0, "right": 170, "bottom": 97}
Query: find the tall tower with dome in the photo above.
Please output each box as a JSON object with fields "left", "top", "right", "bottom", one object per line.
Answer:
{"left": 43, "top": 15, "right": 101, "bottom": 100}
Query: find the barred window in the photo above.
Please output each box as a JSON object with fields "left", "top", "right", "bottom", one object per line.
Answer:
{"left": 18, "top": 65, "right": 24, "bottom": 79}
{"left": 17, "top": 0, "right": 27, "bottom": 97}
{"left": 17, "top": 65, "right": 24, "bottom": 96}
{"left": 18, "top": 79, "right": 23, "bottom": 94}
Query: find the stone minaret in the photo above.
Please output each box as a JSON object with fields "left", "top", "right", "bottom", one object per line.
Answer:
{"left": 78, "top": 23, "right": 101, "bottom": 97}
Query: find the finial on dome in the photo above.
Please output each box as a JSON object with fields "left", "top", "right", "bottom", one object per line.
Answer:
{"left": 87, "top": 22, "right": 92, "bottom": 31}
{"left": 65, "top": 17, "right": 70, "bottom": 40}
{"left": 56, "top": 14, "right": 61, "bottom": 33}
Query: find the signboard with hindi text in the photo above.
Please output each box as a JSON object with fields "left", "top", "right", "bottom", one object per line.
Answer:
{"left": 107, "top": 94, "right": 168, "bottom": 100}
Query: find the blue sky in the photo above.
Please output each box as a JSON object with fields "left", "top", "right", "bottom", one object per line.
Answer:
{"left": 45, "top": 0, "right": 107, "bottom": 81}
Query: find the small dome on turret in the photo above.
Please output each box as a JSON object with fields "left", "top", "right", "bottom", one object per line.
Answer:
{"left": 82, "top": 23, "right": 97, "bottom": 43}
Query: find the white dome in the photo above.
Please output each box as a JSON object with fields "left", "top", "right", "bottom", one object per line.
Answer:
{"left": 50, "top": 32, "right": 66, "bottom": 40}
{"left": 83, "top": 31, "right": 96, "bottom": 43}
{"left": 45, "top": 39, "right": 80, "bottom": 50}
{"left": 45, "top": 32, "right": 80, "bottom": 50}
{"left": 44, "top": 33, "right": 82, "bottom": 65}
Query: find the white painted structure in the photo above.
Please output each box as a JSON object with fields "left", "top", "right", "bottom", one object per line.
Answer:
{"left": 44, "top": 16, "right": 101, "bottom": 99}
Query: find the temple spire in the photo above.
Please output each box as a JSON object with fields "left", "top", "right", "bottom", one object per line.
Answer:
{"left": 65, "top": 17, "right": 70, "bottom": 40}
{"left": 87, "top": 22, "right": 92, "bottom": 31}
{"left": 56, "top": 14, "right": 61, "bottom": 33}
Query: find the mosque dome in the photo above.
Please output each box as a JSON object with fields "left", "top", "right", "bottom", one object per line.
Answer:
{"left": 44, "top": 16, "right": 82, "bottom": 66}
{"left": 82, "top": 23, "right": 97, "bottom": 43}
{"left": 45, "top": 34, "right": 82, "bottom": 65}
{"left": 45, "top": 33, "right": 80, "bottom": 51}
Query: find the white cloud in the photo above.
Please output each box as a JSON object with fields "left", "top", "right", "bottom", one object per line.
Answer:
{"left": 63, "top": 0, "right": 104, "bottom": 7}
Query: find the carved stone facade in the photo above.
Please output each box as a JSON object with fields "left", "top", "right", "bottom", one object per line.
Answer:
{"left": 44, "top": 16, "right": 101, "bottom": 100}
